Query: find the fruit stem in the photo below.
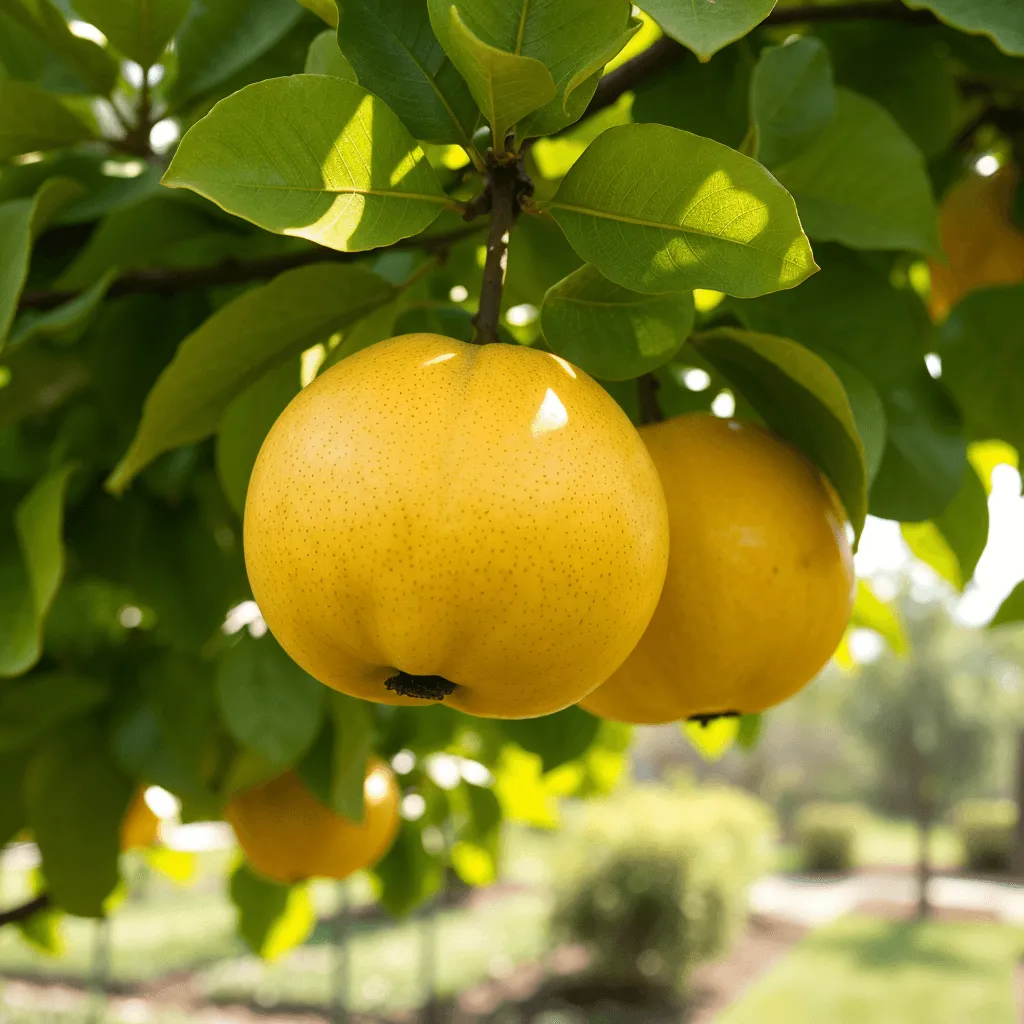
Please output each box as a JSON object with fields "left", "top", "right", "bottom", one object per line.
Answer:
{"left": 688, "top": 711, "right": 740, "bottom": 726}
{"left": 637, "top": 373, "right": 665, "bottom": 425}
{"left": 385, "top": 672, "right": 457, "bottom": 701}
{"left": 471, "top": 154, "right": 533, "bottom": 345}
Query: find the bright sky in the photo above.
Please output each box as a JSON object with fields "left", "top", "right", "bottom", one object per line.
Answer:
{"left": 854, "top": 463, "right": 1024, "bottom": 627}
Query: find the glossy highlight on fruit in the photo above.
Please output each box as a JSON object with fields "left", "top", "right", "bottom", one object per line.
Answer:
{"left": 244, "top": 333, "right": 669, "bottom": 719}
{"left": 226, "top": 759, "right": 400, "bottom": 883}
{"left": 582, "top": 414, "right": 855, "bottom": 724}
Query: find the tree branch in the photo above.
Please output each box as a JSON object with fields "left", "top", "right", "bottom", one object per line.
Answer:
{"left": 0, "top": 893, "right": 51, "bottom": 927}
{"left": 637, "top": 373, "right": 664, "bottom": 426}
{"left": 581, "top": 2, "right": 935, "bottom": 123}
{"left": 17, "top": 226, "right": 485, "bottom": 313}
{"left": 472, "top": 158, "right": 531, "bottom": 344}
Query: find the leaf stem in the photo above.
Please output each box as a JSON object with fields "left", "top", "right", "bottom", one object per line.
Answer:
{"left": 471, "top": 156, "right": 532, "bottom": 345}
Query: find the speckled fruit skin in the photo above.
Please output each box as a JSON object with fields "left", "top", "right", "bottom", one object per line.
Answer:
{"left": 120, "top": 790, "right": 159, "bottom": 851}
{"left": 582, "top": 414, "right": 855, "bottom": 725}
{"left": 226, "top": 759, "right": 399, "bottom": 883}
{"left": 243, "top": 333, "right": 669, "bottom": 719}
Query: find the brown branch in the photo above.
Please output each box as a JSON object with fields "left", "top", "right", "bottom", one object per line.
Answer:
{"left": 0, "top": 893, "right": 51, "bottom": 927}
{"left": 472, "top": 158, "right": 531, "bottom": 344}
{"left": 17, "top": 226, "right": 484, "bottom": 313}
{"left": 637, "top": 373, "right": 664, "bottom": 426}
{"left": 581, "top": 2, "right": 935, "bottom": 123}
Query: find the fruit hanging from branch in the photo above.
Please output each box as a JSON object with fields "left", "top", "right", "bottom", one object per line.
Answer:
{"left": 583, "top": 414, "right": 855, "bottom": 725}
{"left": 243, "top": 333, "right": 669, "bottom": 719}
{"left": 226, "top": 759, "right": 400, "bottom": 884}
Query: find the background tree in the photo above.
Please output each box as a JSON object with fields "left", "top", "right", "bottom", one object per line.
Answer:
{"left": 843, "top": 596, "right": 1012, "bottom": 916}
{"left": 0, "top": 0, "right": 1022, "bottom": 955}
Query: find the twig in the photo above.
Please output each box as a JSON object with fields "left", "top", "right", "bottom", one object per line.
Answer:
{"left": 0, "top": 893, "right": 51, "bottom": 927}
{"left": 472, "top": 157, "right": 531, "bottom": 344}
{"left": 637, "top": 374, "right": 664, "bottom": 426}
{"left": 17, "top": 226, "right": 485, "bottom": 313}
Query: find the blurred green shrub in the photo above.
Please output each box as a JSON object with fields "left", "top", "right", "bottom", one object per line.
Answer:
{"left": 553, "top": 784, "right": 776, "bottom": 991}
{"left": 952, "top": 799, "right": 1017, "bottom": 873}
{"left": 795, "top": 802, "right": 867, "bottom": 874}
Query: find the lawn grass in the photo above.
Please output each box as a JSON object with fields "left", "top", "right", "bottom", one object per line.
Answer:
{"left": 717, "top": 916, "right": 1024, "bottom": 1024}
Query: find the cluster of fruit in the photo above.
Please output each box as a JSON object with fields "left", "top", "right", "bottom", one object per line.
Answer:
{"left": 202, "top": 330, "right": 856, "bottom": 883}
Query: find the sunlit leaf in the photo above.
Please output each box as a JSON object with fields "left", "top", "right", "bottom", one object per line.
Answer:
{"left": 164, "top": 76, "right": 449, "bottom": 251}
{"left": 547, "top": 123, "right": 816, "bottom": 298}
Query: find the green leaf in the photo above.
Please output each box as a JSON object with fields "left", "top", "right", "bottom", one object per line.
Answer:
{"left": 824, "top": 356, "right": 887, "bottom": 487}
{"left": 26, "top": 720, "right": 133, "bottom": 917}
{"left": 546, "top": 123, "right": 817, "bottom": 298}
{"left": 689, "top": 326, "right": 868, "bottom": 536}
{"left": 0, "top": 79, "right": 95, "bottom": 160}
{"left": 0, "top": 0, "right": 119, "bottom": 95}
{"left": 631, "top": 44, "right": 753, "bottom": 150}
{"left": 429, "top": 0, "right": 638, "bottom": 140}
{"left": 683, "top": 716, "right": 740, "bottom": 760}
{"left": 816, "top": 22, "right": 957, "bottom": 158}
{"left": 216, "top": 634, "right": 326, "bottom": 768}
{"left": 901, "top": 462, "right": 989, "bottom": 590}
{"left": 904, "top": 0, "right": 1024, "bottom": 56}
{"left": 69, "top": 0, "right": 189, "bottom": 66}
{"left": 297, "top": 692, "right": 372, "bottom": 823}
{"left": 216, "top": 359, "right": 301, "bottom": 517}
{"left": 992, "top": 581, "right": 1024, "bottom": 628}
{"left": 8, "top": 272, "right": 114, "bottom": 351}
{"left": 111, "top": 652, "right": 217, "bottom": 798}
{"left": 55, "top": 196, "right": 225, "bottom": 291}
{"left": 372, "top": 823, "right": 444, "bottom": 916}
{"left": 732, "top": 246, "right": 964, "bottom": 522}
{"left": 501, "top": 706, "right": 601, "bottom": 773}
{"left": 304, "top": 27, "right": 355, "bottom": 78}
{"left": 0, "top": 673, "right": 109, "bottom": 753}
{"left": 429, "top": 4, "right": 555, "bottom": 144}
{"left": 0, "top": 464, "right": 74, "bottom": 678}
{"left": 298, "top": 0, "right": 336, "bottom": 26}
{"left": 772, "top": 88, "right": 939, "bottom": 256}
{"left": 643, "top": 0, "right": 776, "bottom": 60}
{"left": 229, "top": 863, "right": 316, "bottom": 959}
{"left": 17, "top": 903, "right": 64, "bottom": 955}
{"left": 937, "top": 284, "right": 1024, "bottom": 454}
{"left": 737, "top": 713, "right": 763, "bottom": 750}
{"left": 0, "top": 177, "right": 84, "bottom": 349}
{"left": 0, "top": 749, "right": 29, "bottom": 846}
{"left": 540, "top": 264, "right": 694, "bottom": 381}
{"left": 750, "top": 36, "right": 835, "bottom": 168}
{"left": 169, "top": 0, "right": 303, "bottom": 104}
{"left": 452, "top": 782, "right": 501, "bottom": 885}
{"left": 850, "top": 580, "right": 907, "bottom": 653}
{"left": 107, "top": 264, "right": 396, "bottom": 493}
{"left": 14, "top": 463, "right": 74, "bottom": 616}
{"left": 336, "top": 0, "right": 477, "bottom": 146}
{"left": 164, "top": 76, "right": 449, "bottom": 251}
